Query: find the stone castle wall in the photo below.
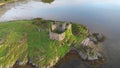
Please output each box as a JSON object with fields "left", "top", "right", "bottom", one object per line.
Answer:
{"left": 49, "top": 32, "right": 65, "bottom": 41}
{"left": 49, "top": 22, "right": 71, "bottom": 41}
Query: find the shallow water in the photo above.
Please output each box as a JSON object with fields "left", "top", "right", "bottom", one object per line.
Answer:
{"left": 0, "top": 0, "right": 120, "bottom": 68}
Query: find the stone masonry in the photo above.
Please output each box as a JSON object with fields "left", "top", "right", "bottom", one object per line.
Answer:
{"left": 49, "top": 22, "right": 71, "bottom": 41}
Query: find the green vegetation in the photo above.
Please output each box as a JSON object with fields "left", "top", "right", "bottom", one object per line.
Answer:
{"left": 0, "top": 19, "right": 88, "bottom": 67}
{"left": 0, "top": 0, "right": 16, "bottom": 5}
{"left": 72, "top": 23, "right": 88, "bottom": 37}
{"left": 0, "top": 0, "right": 14, "bottom": 3}
{"left": 71, "top": 23, "right": 89, "bottom": 47}
{"left": 0, "top": 0, "right": 55, "bottom": 6}
{"left": 41, "top": 0, "right": 54, "bottom": 3}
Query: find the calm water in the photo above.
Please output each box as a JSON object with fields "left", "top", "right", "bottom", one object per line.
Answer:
{"left": 0, "top": 0, "right": 120, "bottom": 68}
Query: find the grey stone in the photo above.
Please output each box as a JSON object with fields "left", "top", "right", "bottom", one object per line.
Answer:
{"left": 32, "top": 63, "right": 36, "bottom": 66}
{"left": 35, "top": 65, "right": 39, "bottom": 68}
{"left": 36, "top": 27, "right": 41, "bottom": 32}
{"left": 96, "top": 52, "right": 102, "bottom": 58}
{"left": 96, "top": 33, "right": 104, "bottom": 41}
{"left": 92, "top": 33, "right": 105, "bottom": 42}
{"left": 89, "top": 37, "right": 98, "bottom": 43}
{"left": 16, "top": 60, "right": 20, "bottom": 65}
{"left": 87, "top": 55, "right": 98, "bottom": 60}
{"left": 79, "top": 51, "right": 87, "bottom": 60}
{"left": 28, "top": 58, "right": 32, "bottom": 64}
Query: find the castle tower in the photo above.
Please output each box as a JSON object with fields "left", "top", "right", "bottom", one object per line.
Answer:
{"left": 49, "top": 22, "right": 71, "bottom": 41}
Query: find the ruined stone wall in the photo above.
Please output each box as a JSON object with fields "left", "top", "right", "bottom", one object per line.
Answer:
{"left": 66, "top": 24, "right": 71, "bottom": 30}
{"left": 49, "top": 32, "right": 65, "bottom": 41}
{"left": 57, "top": 22, "right": 66, "bottom": 32}
{"left": 51, "top": 23, "right": 71, "bottom": 31}
{"left": 51, "top": 24, "right": 57, "bottom": 31}
{"left": 49, "top": 22, "right": 71, "bottom": 41}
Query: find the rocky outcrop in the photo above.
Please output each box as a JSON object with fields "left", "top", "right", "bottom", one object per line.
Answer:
{"left": 78, "top": 48, "right": 102, "bottom": 61}
{"left": 92, "top": 33, "right": 105, "bottom": 42}
{"left": 78, "top": 34, "right": 104, "bottom": 61}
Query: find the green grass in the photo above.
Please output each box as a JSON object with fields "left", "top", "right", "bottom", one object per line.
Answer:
{"left": 0, "top": 45, "right": 8, "bottom": 57}
{"left": 0, "top": 0, "right": 16, "bottom": 5}
{"left": 41, "top": 0, "right": 54, "bottom": 3}
{"left": 0, "top": 0, "right": 54, "bottom": 6}
{"left": 0, "top": 19, "right": 88, "bottom": 67}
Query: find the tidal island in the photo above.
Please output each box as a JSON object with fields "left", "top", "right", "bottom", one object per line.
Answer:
{"left": 0, "top": 18, "right": 105, "bottom": 68}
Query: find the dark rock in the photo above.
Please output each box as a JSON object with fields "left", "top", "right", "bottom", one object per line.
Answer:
{"left": 79, "top": 51, "right": 87, "bottom": 60}
{"left": 16, "top": 60, "right": 20, "bottom": 65}
{"left": 96, "top": 52, "right": 102, "bottom": 58}
{"left": 89, "top": 37, "right": 98, "bottom": 44}
{"left": 92, "top": 33, "right": 105, "bottom": 42}
{"left": 32, "top": 63, "right": 36, "bottom": 66}
{"left": 87, "top": 55, "right": 98, "bottom": 60}
{"left": 35, "top": 65, "right": 39, "bottom": 68}
{"left": 28, "top": 58, "right": 33, "bottom": 64}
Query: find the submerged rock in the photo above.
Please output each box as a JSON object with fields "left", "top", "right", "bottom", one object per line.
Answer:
{"left": 92, "top": 33, "right": 105, "bottom": 42}
{"left": 78, "top": 49, "right": 102, "bottom": 61}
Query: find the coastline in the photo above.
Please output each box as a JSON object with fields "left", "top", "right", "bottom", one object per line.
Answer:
{"left": 0, "top": 18, "right": 105, "bottom": 68}
{"left": 0, "top": 0, "right": 20, "bottom": 6}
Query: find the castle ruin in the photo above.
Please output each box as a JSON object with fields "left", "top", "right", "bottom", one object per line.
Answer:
{"left": 49, "top": 22, "right": 71, "bottom": 41}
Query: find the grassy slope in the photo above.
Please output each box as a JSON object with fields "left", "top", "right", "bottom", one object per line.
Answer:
{"left": 0, "top": 0, "right": 53, "bottom": 6}
{"left": 0, "top": 0, "right": 22, "bottom": 6}
{"left": 0, "top": 0, "right": 14, "bottom": 5}
{"left": 0, "top": 20, "right": 88, "bottom": 67}
{"left": 0, "top": 0, "right": 16, "bottom": 3}
{"left": 0, "top": 21, "right": 29, "bottom": 67}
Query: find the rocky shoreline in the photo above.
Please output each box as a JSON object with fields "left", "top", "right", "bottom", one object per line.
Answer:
{"left": 78, "top": 33, "right": 105, "bottom": 60}
{"left": 53, "top": 32, "right": 106, "bottom": 68}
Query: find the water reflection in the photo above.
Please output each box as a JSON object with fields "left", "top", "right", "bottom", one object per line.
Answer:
{"left": 0, "top": 0, "right": 120, "bottom": 68}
